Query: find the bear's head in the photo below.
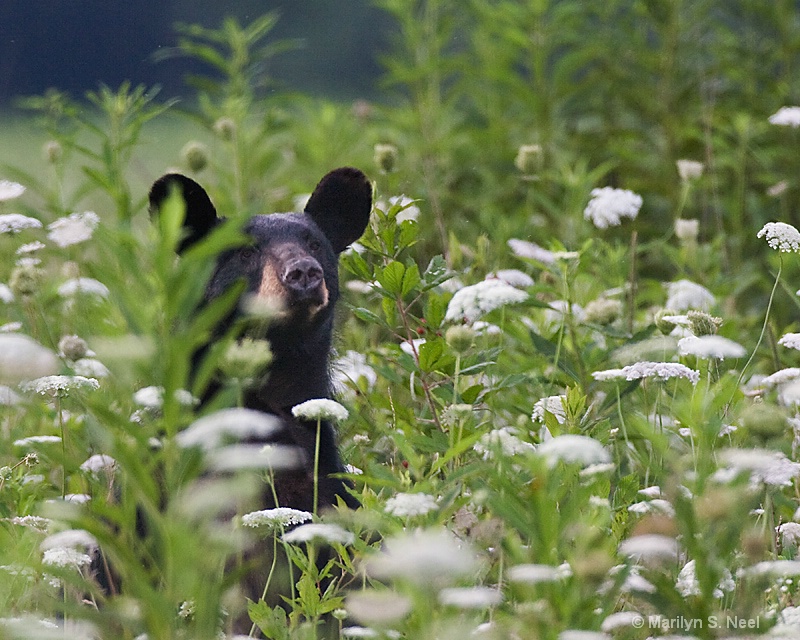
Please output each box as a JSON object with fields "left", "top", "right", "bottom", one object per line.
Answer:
{"left": 148, "top": 167, "right": 372, "bottom": 327}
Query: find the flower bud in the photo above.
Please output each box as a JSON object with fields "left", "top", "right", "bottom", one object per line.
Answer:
{"left": 181, "top": 141, "right": 210, "bottom": 173}
{"left": 514, "top": 144, "right": 542, "bottom": 175}
{"left": 43, "top": 140, "right": 63, "bottom": 164}
{"left": 674, "top": 218, "right": 699, "bottom": 243}
{"left": 59, "top": 335, "right": 89, "bottom": 361}
{"left": 687, "top": 310, "right": 722, "bottom": 336}
{"left": 445, "top": 325, "right": 475, "bottom": 353}
{"left": 584, "top": 298, "right": 622, "bottom": 325}
{"left": 374, "top": 143, "right": 398, "bottom": 174}
{"left": 213, "top": 117, "right": 236, "bottom": 141}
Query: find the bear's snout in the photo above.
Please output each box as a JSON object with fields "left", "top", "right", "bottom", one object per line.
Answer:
{"left": 282, "top": 257, "right": 324, "bottom": 294}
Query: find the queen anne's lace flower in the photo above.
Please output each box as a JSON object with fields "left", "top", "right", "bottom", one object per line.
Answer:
{"left": 779, "top": 333, "right": 800, "bottom": 351}
{"left": 778, "top": 522, "right": 800, "bottom": 548}
{"left": 292, "top": 398, "right": 349, "bottom": 422}
{"left": 507, "top": 238, "right": 555, "bottom": 264}
{"left": 618, "top": 534, "right": 679, "bottom": 564}
{"left": 592, "top": 361, "right": 699, "bottom": 385}
{"left": 675, "top": 559, "right": 734, "bottom": 598}
{"left": 532, "top": 395, "right": 567, "bottom": 424}
{"left": 537, "top": 434, "right": 611, "bottom": 467}
{"left": 507, "top": 563, "right": 572, "bottom": 584}
{"left": 490, "top": 269, "right": 534, "bottom": 288}
{"left": 13, "top": 435, "right": 62, "bottom": 447}
{"left": 445, "top": 279, "right": 527, "bottom": 324}
{"left": 677, "top": 335, "right": 746, "bottom": 359}
{"left": 176, "top": 408, "right": 280, "bottom": 451}
{"left": 384, "top": 492, "right": 438, "bottom": 517}
{"left": 718, "top": 448, "right": 800, "bottom": 487}
{"left": 79, "top": 454, "right": 116, "bottom": 475}
{"left": 676, "top": 159, "right": 704, "bottom": 181}
{"left": 769, "top": 106, "right": 800, "bottom": 127}
{"left": 583, "top": 187, "right": 643, "bottom": 229}
{"left": 21, "top": 375, "right": 99, "bottom": 397}
{"left": 241, "top": 508, "right": 313, "bottom": 529}
{"left": 438, "top": 587, "right": 503, "bottom": 609}
{"left": 57, "top": 278, "right": 109, "bottom": 298}
{"left": 665, "top": 279, "right": 715, "bottom": 311}
{"left": 758, "top": 222, "right": 800, "bottom": 252}
{"left": 42, "top": 547, "right": 92, "bottom": 569}
{"left": 474, "top": 427, "right": 535, "bottom": 459}
{"left": 763, "top": 368, "right": 800, "bottom": 388}
{"left": 47, "top": 211, "right": 99, "bottom": 248}
{"left": 282, "top": 523, "right": 354, "bottom": 546}
{"left": 0, "top": 180, "right": 25, "bottom": 202}
{"left": 0, "top": 214, "right": 42, "bottom": 234}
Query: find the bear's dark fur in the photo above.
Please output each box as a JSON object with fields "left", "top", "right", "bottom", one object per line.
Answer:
{"left": 148, "top": 167, "right": 372, "bottom": 512}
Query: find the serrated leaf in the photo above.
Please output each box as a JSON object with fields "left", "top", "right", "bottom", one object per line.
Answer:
{"left": 377, "top": 261, "right": 406, "bottom": 295}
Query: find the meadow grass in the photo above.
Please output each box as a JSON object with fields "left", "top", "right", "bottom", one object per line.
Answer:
{"left": 3, "top": 4, "right": 800, "bottom": 639}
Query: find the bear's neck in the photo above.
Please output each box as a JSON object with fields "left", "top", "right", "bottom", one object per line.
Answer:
{"left": 247, "top": 321, "right": 333, "bottom": 413}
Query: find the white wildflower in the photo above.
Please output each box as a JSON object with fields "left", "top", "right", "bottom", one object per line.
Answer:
{"left": 674, "top": 218, "right": 700, "bottom": 242}
{"left": 47, "top": 211, "right": 99, "bottom": 247}
{"left": 16, "top": 241, "right": 45, "bottom": 254}
{"left": 507, "top": 563, "right": 570, "bottom": 584}
{"left": 638, "top": 486, "right": 661, "bottom": 498}
{"left": 0, "top": 180, "right": 25, "bottom": 202}
{"left": 627, "top": 499, "right": 675, "bottom": 517}
{"left": 0, "top": 385, "right": 21, "bottom": 405}
{"left": 176, "top": 408, "right": 280, "bottom": 451}
{"left": 592, "top": 361, "right": 699, "bottom": 384}
{"left": 79, "top": 454, "right": 116, "bottom": 475}
{"left": 292, "top": 398, "right": 349, "bottom": 422}
{"left": 678, "top": 335, "right": 746, "bottom": 359}
{"left": 63, "top": 493, "right": 91, "bottom": 504}
{"left": 40, "top": 529, "right": 97, "bottom": 551}
{"left": 21, "top": 375, "right": 99, "bottom": 397}
{"left": 532, "top": 395, "right": 566, "bottom": 424}
{"left": 0, "top": 334, "right": 59, "bottom": 385}
{"left": 665, "top": 279, "right": 715, "bottom": 311}
{"left": 558, "top": 631, "right": 610, "bottom": 640}
{"left": 282, "top": 523, "right": 354, "bottom": 546}
{"left": 769, "top": 106, "right": 800, "bottom": 127}
{"left": 0, "top": 213, "right": 42, "bottom": 234}
{"left": 71, "top": 358, "right": 110, "bottom": 378}
{"left": 778, "top": 379, "right": 800, "bottom": 406}
{"left": 745, "top": 560, "right": 800, "bottom": 577}
{"left": 770, "top": 181, "right": 791, "bottom": 198}
{"left": 618, "top": 534, "right": 679, "bottom": 563}
{"left": 718, "top": 448, "right": 800, "bottom": 487}
{"left": 537, "top": 434, "right": 610, "bottom": 468}
{"left": 601, "top": 612, "right": 643, "bottom": 633}
{"left": 345, "top": 464, "right": 363, "bottom": 475}
{"left": 365, "top": 528, "right": 477, "bottom": 586}
{"left": 676, "top": 159, "right": 704, "bottom": 181}
{"left": 445, "top": 279, "right": 527, "bottom": 324}
{"left": 333, "top": 350, "right": 377, "bottom": 395}
{"left": 474, "top": 427, "right": 535, "bottom": 459}
{"left": 386, "top": 195, "right": 420, "bottom": 223}
{"left": 8, "top": 515, "right": 50, "bottom": 532}
{"left": 13, "top": 435, "right": 61, "bottom": 447}
{"left": 384, "top": 492, "right": 438, "bottom": 517}
{"left": 779, "top": 333, "right": 800, "bottom": 351}
{"left": 438, "top": 586, "right": 503, "bottom": 609}
{"left": 133, "top": 385, "right": 195, "bottom": 409}
{"left": 489, "top": 269, "right": 534, "bottom": 288}
{"left": 764, "top": 368, "right": 800, "bottom": 388}
{"left": 42, "top": 547, "right": 92, "bottom": 569}
{"left": 207, "top": 443, "right": 303, "bottom": 472}
{"left": 400, "top": 337, "right": 425, "bottom": 357}
{"left": 758, "top": 222, "right": 800, "bottom": 252}
{"left": 507, "top": 238, "right": 555, "bottom": 264}
{"left": 345, "top": 590, "right": 412, "bottom": 625}
{"left": 241, "top": 508, "right": 313, "bottom": 529}
{"left": 584, "top": 298, "right": 623, "bottom": 325}
{"left": 778, "top": 523, "right": 800, "bottom": 548}
{"left": 57, "top": 277, "right": 109, "bottom": 298}
{"left": 542, "top": 300, "right": 585, "bottom": 328}
{"left": 583, "top": 187, "right": 642, "bottom": 229}
{"left": 0, "top": 284, "right": 13, "bottom": 303}
{"left": 675, "top": 559, "right": 734, "bottom": 598}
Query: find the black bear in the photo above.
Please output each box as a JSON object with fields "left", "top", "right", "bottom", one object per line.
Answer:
{"left": 148, "top": 167, "right": 372, "bottom": 514}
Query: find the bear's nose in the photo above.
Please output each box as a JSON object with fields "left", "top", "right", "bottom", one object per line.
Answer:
{"left": 282, "top": 257, "right": 324, "bottom": 293}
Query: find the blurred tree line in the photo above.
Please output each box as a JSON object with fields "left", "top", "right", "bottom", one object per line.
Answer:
{"left": 0, "top": 0, "right": 389, "bottom": 104}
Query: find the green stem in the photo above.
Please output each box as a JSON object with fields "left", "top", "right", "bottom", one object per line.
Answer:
{"left": 313, "top": 419, "right": 321, "bottom": 517}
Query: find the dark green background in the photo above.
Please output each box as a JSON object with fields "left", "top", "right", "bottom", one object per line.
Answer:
{"left": 0, "top": 0, "right": 390, "bottom": 104}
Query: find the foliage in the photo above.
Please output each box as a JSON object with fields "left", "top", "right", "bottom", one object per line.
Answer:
{"left": 3, "top": 4, "right": 800, "bottom": 640}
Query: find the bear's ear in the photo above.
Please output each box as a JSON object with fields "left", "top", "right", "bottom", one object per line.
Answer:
{"left": 149, "top": 173, "right": 219, "bottom": 252}
{"left": 304, "top": 167, "right": 372, "bottom": 253}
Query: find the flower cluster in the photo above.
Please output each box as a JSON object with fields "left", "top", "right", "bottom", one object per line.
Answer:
{"left": 291, "top": 398, "right": 349, "bottom": 422}
{"left": 583, "top": 187, "right": 643, "bottom": 229}
{"left": 445, "top": 278, "right": 528, "bottom": 324}
{"left": 769, "top": 106, "right": 800, "bottom": 127}
{"left": 593, "top": 361, "right": 700, "bottom": 384}
{"left": 757, "top": 222, "right": 800, "bottom": 252}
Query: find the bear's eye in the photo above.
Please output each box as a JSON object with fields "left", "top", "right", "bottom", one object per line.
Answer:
{"left": 239, "top": 247, "right": 256, "bottom": 261}
{"left": 308, "top": 238, "right": 321, "bottom": 252}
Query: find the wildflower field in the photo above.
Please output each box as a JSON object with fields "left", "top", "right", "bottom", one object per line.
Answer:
{"left": 5, "top": 3, "right": 800, "bottom": 639}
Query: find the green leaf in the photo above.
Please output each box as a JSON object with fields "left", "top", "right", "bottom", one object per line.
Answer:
{"left": 400, "top": 262, "right": 421, "bottom": 296}
{"left": 377, "top": 260, "right": 406, "bottom": 295}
